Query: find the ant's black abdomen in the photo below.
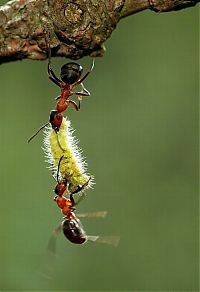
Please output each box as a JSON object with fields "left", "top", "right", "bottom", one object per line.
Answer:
{"left": 62, "top": 218, "right": 87, "bottom": 244}
{"left": 60, "top": 63, "right": 83, "bottom": 85}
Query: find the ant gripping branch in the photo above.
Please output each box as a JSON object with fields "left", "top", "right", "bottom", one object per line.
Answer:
{"left": 47, "top": 38, "right": 94, "bottom": 113}
{"left": 28, "top": 38, "right": 94, "bottom": 142}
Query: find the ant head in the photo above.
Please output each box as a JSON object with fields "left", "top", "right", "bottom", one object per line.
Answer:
{"left": 54, "top": 181, "right": 67, "bottom": 196}
{"left": 60, "top": 62, "right": 83, "bottom": 84}
{"left": 62, "top": 218, "right": 87, "bottom": 244}
{"left": 49, "top": 110, "right": 63, "bottom": 131}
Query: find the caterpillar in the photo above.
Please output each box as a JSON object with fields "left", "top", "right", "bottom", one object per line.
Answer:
{"left": 43, "top": 112, "right": 93, "bottom": 194}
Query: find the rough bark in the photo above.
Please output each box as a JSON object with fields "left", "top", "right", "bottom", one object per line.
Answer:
{"left": 0, "top": 0, "right": 198, "bottom": 64}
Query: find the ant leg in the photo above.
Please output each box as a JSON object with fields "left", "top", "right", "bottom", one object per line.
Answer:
{"left": 74, "top": 59, "right": 95, "bottom": 85}
{"left": 70, "top": 192, "right": 86, "bottom": 206}
{"left": 45, "top": 34, "right": 62, "bottom": 87}
{"left": 72, "top": 83, "right": 90, "bottom": 98}
{"left": 49, "top": 76, "right": 62, "bottom": 87}
{"left": 80, "top": 82, "right": 90, "bottom": 95}
{"left": 70, "top": 177, "right": 91, "bottom": 196}
{"left": 68, "top": 177, "right": 90, "bottom": 207}
{"left": 55, "top": 95, "right": 61, "bottom": 100}
{"left": 69, "top": 193, "right": 75, "bottom": 206}
{"left": 74, "top": 91, "right": 90, "bottom": 98}
{"left": 68, "top": 99, "right": 80, "bottom": 111}
{"left": 48, "top": 64, "right": 62, "bottom": 86}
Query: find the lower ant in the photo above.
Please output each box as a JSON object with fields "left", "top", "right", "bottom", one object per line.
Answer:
{"left": 49, "top": 158, "right": 119, "bottom": 247}
{"left": 54, "top": 185, "right": 89, "bottom": 244}
{"left": 51, "top": 184, "right": 119, "bottom": 247}
{"left": 53, "top": 154, "right": 91, "bottom": 244}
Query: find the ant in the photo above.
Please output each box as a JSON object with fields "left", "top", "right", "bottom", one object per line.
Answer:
{"left": 50, "top": 162, "right": 118, "bottom": 246}
{"left": 51, "top": 186, "right": 119, "bottom": 246}
{"left": 51, "top": 190, "right": 111, "bottom": 246}
{"left": 28, "top": 39, "right": 94, "bottom": 142}
{"left": 53, "top": 163, "right": 103, "bottom": 244}
{"left": 54, "top": 188, "right": 88, "bottom": 244}
{"left": 47, "top": 40, "right": 94, "bottom": 114}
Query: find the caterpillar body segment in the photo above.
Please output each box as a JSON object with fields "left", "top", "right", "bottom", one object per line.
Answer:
{"left": 43, "top": 116, "right": 93, "bottom": 194}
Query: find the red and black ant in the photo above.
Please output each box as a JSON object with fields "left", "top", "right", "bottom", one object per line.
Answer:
{"left": 47, "top": 41, "right": 94, "bottom": 114}
{"left": 53, "top": 193, "right": 82, "bottom": 244}
{"left": 54, "top": 185, "right": 90, "bottom": 244}
{"left": 51, "top": 187, "right": 119, "bottom": 246}
{"left": 49, "top": 163, "right": 119, "bottom": 246}
{"left": 28, "top": 41, "right": 94, "bottom": 142}
{"left": 53, "top": 165, "right": 104, "bottom": 245}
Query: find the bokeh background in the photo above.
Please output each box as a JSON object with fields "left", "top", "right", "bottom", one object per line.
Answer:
{"left": 0, "top": 1, "right": 198, "bottom": 291}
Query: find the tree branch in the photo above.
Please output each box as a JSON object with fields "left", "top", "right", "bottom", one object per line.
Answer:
{"left": 120, "top": 0, "right": 198, "bottom": 17}
{"left": 0, "top": 0, "right": 199, "bottom": 64}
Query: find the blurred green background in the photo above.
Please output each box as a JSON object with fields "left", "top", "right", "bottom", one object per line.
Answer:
{"left": 0, "top": 1, "right": 198, "bottom": 291}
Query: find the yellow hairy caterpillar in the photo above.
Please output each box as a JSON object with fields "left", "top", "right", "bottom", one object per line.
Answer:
{"left": 43, "top": 115, "right": 93, "bottom": 194}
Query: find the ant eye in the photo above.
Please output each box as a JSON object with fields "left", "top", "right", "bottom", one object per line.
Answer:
{"left": 60, "top": 62, "right": 83, "bottom": 84}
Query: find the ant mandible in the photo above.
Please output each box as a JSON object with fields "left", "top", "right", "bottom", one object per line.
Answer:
{"left": 47, "top": 40, "right": 94, "bottom": 114}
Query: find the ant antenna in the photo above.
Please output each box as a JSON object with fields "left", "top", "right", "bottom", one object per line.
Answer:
{"left": 28, "top": 122, "right": 49, "bottom": 143}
